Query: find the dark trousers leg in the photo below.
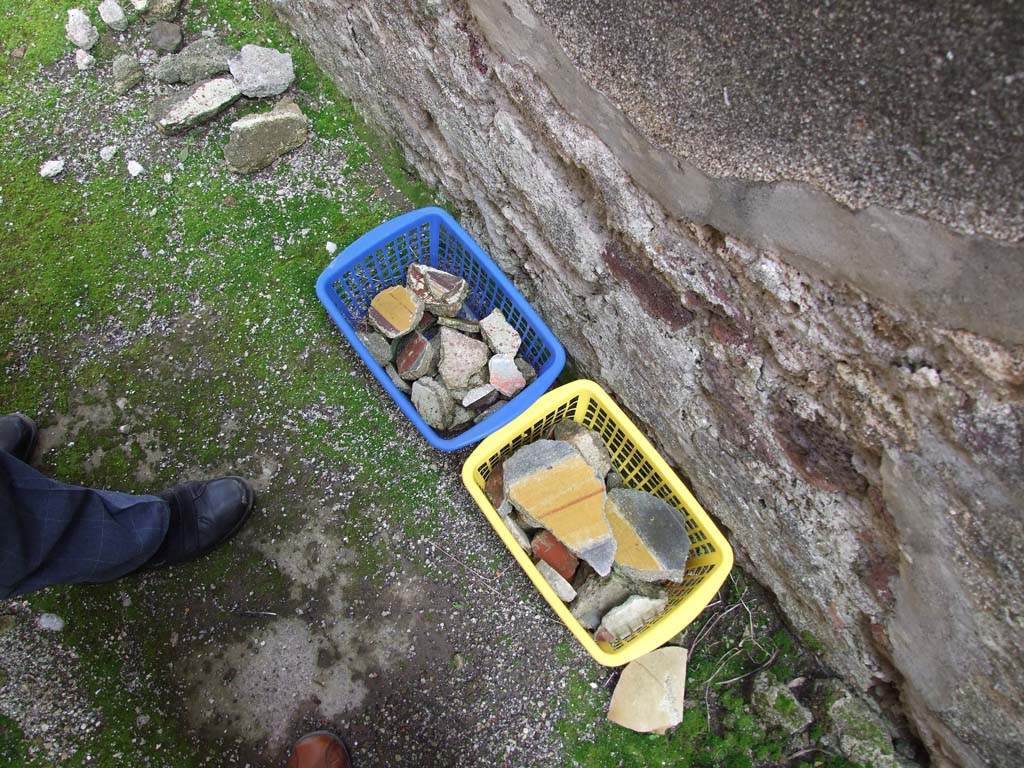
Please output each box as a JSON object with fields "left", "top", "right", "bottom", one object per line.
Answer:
{"left": 0, "top": 451, "right": 169, "bottom": 598}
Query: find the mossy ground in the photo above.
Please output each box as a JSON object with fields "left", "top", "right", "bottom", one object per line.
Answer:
{"left": 1, "top": 2, "right": 856, "bottom": 766}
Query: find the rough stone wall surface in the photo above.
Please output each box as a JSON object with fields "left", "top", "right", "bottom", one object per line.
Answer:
{"left": 272, "top": 1, "right": 1024, "bottom": 766}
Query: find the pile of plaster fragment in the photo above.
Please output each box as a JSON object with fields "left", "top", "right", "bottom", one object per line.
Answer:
{"left": 358, "top": 264, "right": 537, "bottom": 435}
{"left": 485, "top": 422, "right": 692, "bottom": 644}
{"left": 61, "top": 0, "right": 307, "bottom": 177}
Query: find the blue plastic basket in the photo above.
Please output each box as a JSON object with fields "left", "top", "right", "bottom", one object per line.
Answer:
{"left": 315, "top": 207, "right": 566, "bottom": 451}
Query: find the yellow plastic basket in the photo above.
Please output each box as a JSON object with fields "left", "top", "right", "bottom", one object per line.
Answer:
{"left": 462, "top": 379, "right": 733, "bottom": 666}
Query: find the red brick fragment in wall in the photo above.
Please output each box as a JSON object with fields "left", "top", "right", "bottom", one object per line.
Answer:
{"left": 772, "top": 405, "right": 868, "bottom": 496}
{"left": 601, "top": 244, "right": 694, "bottom": 331}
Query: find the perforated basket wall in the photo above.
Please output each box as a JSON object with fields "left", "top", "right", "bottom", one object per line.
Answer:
{"left": 316, "top": 207, "right": 565, "bottom": 451}
{"left": 462, "top": 380, "right": 733, "bottom": 665}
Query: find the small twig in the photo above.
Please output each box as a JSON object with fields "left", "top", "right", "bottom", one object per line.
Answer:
{"left": 715, "top": 647, "right": 779, "bottom": 687}
{"left": 430, "top": 541, "right": 502, "bottom": 596}
{"left": 233, "top": 610, "right": 278, "bottom": 618}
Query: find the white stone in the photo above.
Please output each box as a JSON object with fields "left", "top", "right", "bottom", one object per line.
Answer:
{"left": 37, "top": 613, "right": 66, "bottom": 632}
{"left": 228, "top": 44, "right": 295, "bottom": 97}
{"left": 127, "top": 160, "right": 145, "bottom": 177}
{"left": 129, "top": 0, "right": 149, "bottom": 9}
{"left": 536, "top": 559, "right": 577, "bottom": 603}
{"left": 479, "top": 308, "right": 521, "bottom": 355}
{"left": 326, "top": 241, "right": 337, "bottom": 254}
{"left": 99, "top": 145, "right": 117, "bottom": 162}
{"left": 163, "top": 172, "right": 172, "bottom": 183}
{"left": 39, "top": 159, "right": 65, "bottom": 178}
{"left": 607, "top": 647, "right": 687, "bottom": 733}
{"left": 66, "top": 9, "right": 99, "bottom": 50}
{"left": 488, "top": 353, "right": 526, "bottom": 397}
{"left": 98, "top": 0, "right": 128, "bottom": 32}
{"left": 75, "top": 48, "right": 96, "bottom": 70}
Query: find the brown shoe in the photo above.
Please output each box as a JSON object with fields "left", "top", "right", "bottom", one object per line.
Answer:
{"left": 286, "top": 731, "right": 352, "bottom": 768}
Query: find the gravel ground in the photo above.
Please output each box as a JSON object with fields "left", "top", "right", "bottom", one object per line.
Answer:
{"left": 0, "top": 9, "right": 593, "bottom": 766}
{"left": 0, "top": 603, "right": 102, "bottom": 763}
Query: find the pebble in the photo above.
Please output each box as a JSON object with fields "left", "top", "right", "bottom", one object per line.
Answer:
{"left": 37, "top": 613, "right": 65, "bottom": 632}
{"left": 65, "top": 9, "right": 99, "bottom": 50}
{"left": 163, "top": 172, "right": 172, "bottom": 183}
{"left": 98, "top": 0, "right": 128, "bottom": 32}
{"left": 326, "top": 241, "right": 338, "bottom": 254}
{"left": 143, "top": 0, "right": 182, "bottom": 21}
{"left": 99, "top": 145, "right": 117, "bottom": 162}
{"left": 228, "top": 44, "right": 295, "bottom": 98}
{"left": 39, "top": 159, "right": 65, "bottom": 178}
{"left": 127, "top": 160, "right": 144, "bottom": 177}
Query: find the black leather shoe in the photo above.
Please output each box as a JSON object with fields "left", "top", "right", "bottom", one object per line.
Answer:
{"left": 146, "top": 477, "right": 255, "bottom": 569}
{"left": 0, "top": 413, "right": 37, "bottom": 462}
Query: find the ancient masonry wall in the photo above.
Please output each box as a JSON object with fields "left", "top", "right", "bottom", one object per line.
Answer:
{"left": 271, "top": 1, "right": 1024, "bottom": 765}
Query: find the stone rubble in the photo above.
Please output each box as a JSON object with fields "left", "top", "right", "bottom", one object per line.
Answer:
{"left": 223, "top": 101, "right": 309, "bottom": 174}
{"left": 99, "top": 145, "right": 117, "bottom": 162}
{"left": 66, "top": 9, "right": 99, "bottom": 50}
{"left": 395, "top": 332, "right": 438, "bottom": 381}
{"left": 605, "top": 488, "right": 691, "bottom": 582}
{"left": 410, "top": 377, "right": 454, "bottom": 431}
{"left": 75, "top": 49, "right": 96, "bottom": 70}
{"left": 497, "top": 501, "right": 531, "bottom": 551}
{"left": 143, "top": 0, "right": 181, "bottom": 21}
{"left": 552, "top": 420, "right": 612, "bottom": 478}
{"left": 148, "top": 20, "right": 183, "bottom": 52}
{"left": 153, "top": 38, "right": 235, "bottom": 84}
{"left": 39, "top": 159, "right": 65, "bottom": 179}
{"left": 357, "top": 331, "right": 392, "bottom": 367}
{"left": 229, "top": 44, "right": 296, "bottom": 97}
{"left": 98, "top": 0, "right": 129, "bottom": 32}
{"left": 607, "top": 647, "right": 687, "bottom": 733}
{"left": 504, "top": 439, "right": 616, "bottom": 576}
{"left": 751, "top": 672, "right": 813, "bottom": 735}
{"left": 112, "top": 54, "right": 144, "bottom": 94}
{"left": 438, "top": 327, "right": 490, "bottom": 390}
{"left": 126, "top": 160, "right": 145, "bottom": 177}
{"left": 531, "top": 530, "right": 578, "bottom": 581}
{"left": 462, "top": 383, "right": 500, "bottom": 411}
{"left": 488, "top": 353, "right": 526, "bottom": 397}
{"left": 436, "top": 316, "right": 479, "bottom": 334}
{"left": 536, "top": 560, "right": 577, "bottom": 602}
{"left": 479, "top": 308, "right": 521, "bottom": 355}
{"left": 384, "top": 363, "right": 411, "bottom": 394}
{"left": 597, "top": 594, "right": 668, "bottom": 641}
{"left": 148, "top": 77, "right": 241, "bottom": 135}
{"left": 407, "top": 263, "right": 469, "bottom": 316}
{"left": 368, "top": 285, "right": 424, "bottom": 338}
